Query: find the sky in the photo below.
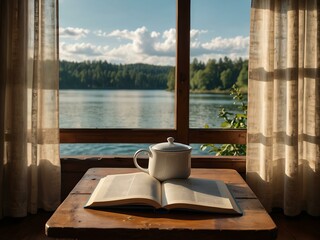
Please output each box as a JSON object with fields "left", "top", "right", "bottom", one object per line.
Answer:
{"left": 59, "top": 0, "right": 251, "bottom": 65}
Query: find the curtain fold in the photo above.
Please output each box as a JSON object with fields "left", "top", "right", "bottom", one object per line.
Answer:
{"left": 247, "top": 0, "right": 320, "bottom": 216}
{"left": 0, "top": 0, "right": 60, "bottom": 218}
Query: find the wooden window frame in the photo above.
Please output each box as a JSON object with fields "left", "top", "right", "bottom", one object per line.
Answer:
{"left": 59, "top": 0, "right": 246, "bottom": 150}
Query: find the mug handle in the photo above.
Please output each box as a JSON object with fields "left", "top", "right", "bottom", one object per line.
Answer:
{"left": 133, "top": 149, "right": 151, "bottom": 173}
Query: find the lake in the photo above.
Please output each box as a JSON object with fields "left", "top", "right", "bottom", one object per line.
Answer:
{"left": 59, "top": 90, "right": 243, "bottom": 156}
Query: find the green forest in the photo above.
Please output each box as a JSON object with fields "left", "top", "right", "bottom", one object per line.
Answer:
{"left": 59, "top": 57, "right": 248, "bottom": 91}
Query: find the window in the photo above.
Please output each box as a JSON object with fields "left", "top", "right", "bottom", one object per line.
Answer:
{"left": 59, "top": 0, "right": 247, "bottom": 157}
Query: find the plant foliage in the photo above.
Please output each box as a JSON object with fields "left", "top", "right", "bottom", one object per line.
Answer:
{"left": 201, "top": 84, "right": 247, "bottom": 156}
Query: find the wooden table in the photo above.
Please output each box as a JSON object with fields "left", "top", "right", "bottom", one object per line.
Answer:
{"left": 46, "top": 168, "right": 277, "bottom": 240}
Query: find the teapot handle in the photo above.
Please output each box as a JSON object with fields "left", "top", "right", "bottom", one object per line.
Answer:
{"left": 133, "top": 149, "right": 151, "bottom": 173}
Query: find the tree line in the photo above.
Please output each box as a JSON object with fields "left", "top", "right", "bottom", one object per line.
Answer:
{"left": 167, "top": 57, "right": 248, "bottom": 91}
{"left": 59, "top": 60, "right": 171, "bottom": 89}
{"left": 59, "top": 57, "right": 248, "bottom": 91}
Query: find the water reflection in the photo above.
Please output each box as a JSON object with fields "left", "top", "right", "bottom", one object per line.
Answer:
{"left": 59, "top": 90, "right": 245, "bottom": 155}
{"left": 60, "top": 90, "right": 242, "bottom": 129}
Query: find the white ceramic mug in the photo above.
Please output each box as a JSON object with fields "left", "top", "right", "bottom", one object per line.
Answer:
{"left": 133, "top": 137, "right": 192, "bottom": 181}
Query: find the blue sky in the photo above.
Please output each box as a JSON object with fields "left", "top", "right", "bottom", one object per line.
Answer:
{"left": 59, "top": 0, "right": 251, "bottom": 65}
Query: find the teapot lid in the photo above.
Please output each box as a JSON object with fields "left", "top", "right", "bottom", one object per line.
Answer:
{"left": 151, "top": 137, "right": 192, "bottom": 152}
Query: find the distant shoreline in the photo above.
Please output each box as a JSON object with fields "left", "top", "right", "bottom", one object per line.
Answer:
{"left": 190, "top": 89, "right": 247, "bottom": 94}
{"left": 59, "top": 88, "right": 248, "bottom": 94}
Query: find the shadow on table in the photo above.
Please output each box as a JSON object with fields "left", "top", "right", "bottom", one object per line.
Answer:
{"left": 88, "top": 207, "right": 242, "bottom": 220}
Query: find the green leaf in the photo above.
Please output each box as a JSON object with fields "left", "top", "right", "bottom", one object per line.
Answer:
{"left": 202, "top": 84, "right": 247, "bottom": 156}
{"left": 220, "top": 122, "right": 231, "bottom": 128}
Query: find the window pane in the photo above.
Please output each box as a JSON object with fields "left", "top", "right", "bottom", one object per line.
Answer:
{"left": 189, "top": 0, "right": 250, "bottom": 129}
{"left": 60, "top": 90, "right": 174, "bottom": 128}
{"left": 59, "top": 0, "right": 176, "bottom": 129}
{"left": 60, "top": 143, "right": 211, "bottom": 156}
{"left": 60, "top": 143, "right": 150, "bottom": 156}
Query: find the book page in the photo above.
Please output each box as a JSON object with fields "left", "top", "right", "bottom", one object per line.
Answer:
{"left": 85, "top": 172, "right": 162, "bottom": 208}
{"left": 162, "top": 178, "right": 242, "bottom": 214}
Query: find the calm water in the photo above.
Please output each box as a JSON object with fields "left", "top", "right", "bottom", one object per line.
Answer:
{"left": 59, "top": 90, "right": 241, "bottom": 156}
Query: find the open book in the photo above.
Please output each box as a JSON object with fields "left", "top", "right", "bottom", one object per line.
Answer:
{"left": 84, "top": 172, "right": 242, "bottom": 215}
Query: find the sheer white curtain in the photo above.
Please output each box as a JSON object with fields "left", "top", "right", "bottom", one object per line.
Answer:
{"left": 247, "top": 0, "right": 320, "bottom": 216}
{"left": 0, "top": 0, "right": 60, "bottom": 218}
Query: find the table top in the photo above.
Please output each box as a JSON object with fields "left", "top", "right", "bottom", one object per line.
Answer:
{"left": 46, "top": 168, "right": 277, "bottom": 240}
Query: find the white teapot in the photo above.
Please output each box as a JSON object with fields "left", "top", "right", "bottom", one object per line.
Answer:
{"left": 133, "top": 137, "right": 192, "bottom": 181}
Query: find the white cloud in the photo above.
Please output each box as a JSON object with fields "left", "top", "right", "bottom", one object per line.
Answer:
{"left": 190, "top": 29, "right": 208, "bottom": 47}
{"left": 190, "top": 35, "right": 249, "bottom": 61}
{"left": 60, "top": 26, "right": 249, "bottom": 65}
{"left": 107, "top": 26, "right": 158, "bottom": 55}
{"left": 202, "top": 36, "right": 249, "bottom": 52}
{"left": 154, "top": 28, "right": 176, "bottom": 54}
{"left": 59, "top": 27, "right": 90, "bottom": 39}
{"left": 60, "top": 42, "right": 109, "bottom": 61}
{"left": 91, "top": 27, "right": 176, "bottom": 64}
{"left": 94, "top": 30, "right": 108, "bottom": 37}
